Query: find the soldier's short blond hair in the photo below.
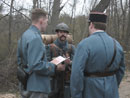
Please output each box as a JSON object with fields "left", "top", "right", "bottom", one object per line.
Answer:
{"left": 31, "top": 8, "right": 48, "bottom": 22}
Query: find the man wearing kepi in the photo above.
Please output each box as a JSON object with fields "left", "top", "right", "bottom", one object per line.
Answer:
{"left": 17, "top": 8, "right": 65, "bottom": 98}
{"left": 46, "top": 23, "right": 75, "bottom": 98}
{"left": 70, "top": 12, "right": 125, "bottom": 98}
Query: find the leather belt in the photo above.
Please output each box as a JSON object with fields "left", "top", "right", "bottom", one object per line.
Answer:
{"left": 84, "top": 70, "right": 117, "bottom": 77}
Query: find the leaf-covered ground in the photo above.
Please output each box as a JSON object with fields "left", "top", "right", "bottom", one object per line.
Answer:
{"left": 0, "top": 71, "right": 130, "bottom": 98}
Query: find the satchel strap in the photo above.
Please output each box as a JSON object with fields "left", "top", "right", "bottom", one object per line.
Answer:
{"left": 105, "top": 39, "right": 116, "bottom": 71}
{"left": 84, "top": 38, "right": 117, "bottom": 77}
{"left": 19, "top": 35, "right": 28, "bottom": 68}
{"left": 19, "top": 35, "right": 24, "bottom": 67}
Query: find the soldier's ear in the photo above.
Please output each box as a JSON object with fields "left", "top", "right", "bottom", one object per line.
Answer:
{"left": 40, "top": 19, "right": 43, "bottom": 25}
{"left": 39, "top": 18, "right": 44, "bottom": 25}
{"left": 89, "top": 22, "right": 93, "bottom": 29}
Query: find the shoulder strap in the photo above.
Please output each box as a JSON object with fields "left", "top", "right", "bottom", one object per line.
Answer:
{"left": 19, "top": 36, "right": 24, "bottom": 67}
{"left": 53, "top": 43, "right": 62, "bottom": 51}
{"left": 50, "top": 43, "right": 59, "bottom": 57}
{"left": 19, "top": 35, "right": 28, "bottom": 69}
{"left": 50, "top": 43, "right": 73, "bottom": 58}
{"left": 68, "top": 44, "right": 72, "bottom": 53}
{"left": 105, "top": 39, "right": 116, "bottom": 71}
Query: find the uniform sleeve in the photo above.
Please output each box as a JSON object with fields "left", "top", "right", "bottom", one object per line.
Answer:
{"left": 70, "top": 44, "right": 89, "bottom": 98}
{"left": 70, "top": 45, "right": 76, "bottom": 60}
{"left": 17, "top": 40, "right": 21, "bottom": 65}
{"left": 27, "top": 38, "right": 55, "bottom": 76}
{"left": 45, "top": 45, "right": 52, "bottom": 61}
{"left": 116, "top": 52, "right": 125, "bottom": 86}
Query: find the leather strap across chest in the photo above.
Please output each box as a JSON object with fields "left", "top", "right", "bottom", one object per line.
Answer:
{"left": 50, "top": 43, "right": 71, "bottom": 58}
{"left": 84, "top": 39, "right": 117, "bottom": 77}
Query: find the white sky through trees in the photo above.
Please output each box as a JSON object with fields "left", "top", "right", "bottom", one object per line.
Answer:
{"left": 1, "top": 0, "right": 101, "bottom": 16}
{"left": 1, "top": 0, "right": 126, "bottom": 17}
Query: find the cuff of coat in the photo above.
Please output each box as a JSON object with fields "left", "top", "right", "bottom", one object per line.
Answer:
{"left": 48, "top": 62, "right": 56, "bottom": 75}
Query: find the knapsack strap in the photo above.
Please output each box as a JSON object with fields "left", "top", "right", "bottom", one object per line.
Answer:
{"left": 84, "top": 38, "right": 117, "bottom": 77}
{"left": 68, "top": 44, "right": 72, "bottom": 53}
{"left": 19, "top": 36, "right": 24, "bottom": 67}
{"left": 50, "top": 43, "right": 72, "bottom": 58}
{"left": 50, "top": 44, "right": 59, "bottom": 57}
{"left": 105, "top": 39, "right": 116, "bottom": 71}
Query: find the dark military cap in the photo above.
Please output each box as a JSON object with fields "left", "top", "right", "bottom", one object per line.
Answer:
{"left": 88, "top": 12, "right": 107, "bottom": 23}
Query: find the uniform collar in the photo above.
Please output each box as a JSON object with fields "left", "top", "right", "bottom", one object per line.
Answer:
{"left": 91, "top": 30, "right": 105, "bottom": 35}
{"left": 54, "top": 38, "right": 68, "bottom": 51}
{"left": 29, "top": 25, "right": 41, "bottom": 34}
{"left": 94, "top": 30, "right": 104, "bottom": 33}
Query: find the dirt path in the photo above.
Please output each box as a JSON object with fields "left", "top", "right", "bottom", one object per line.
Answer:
{"left": 119, "top": 71, "right": 130, "bottom": 98}
{"left": 0, "top": 72, "right": 130, "bottom": 98}
{"left": 0, "top": 93, "right": 19, "bottom": 98}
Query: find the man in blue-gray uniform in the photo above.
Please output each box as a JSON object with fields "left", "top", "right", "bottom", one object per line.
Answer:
{"left": 46, "top": 23, "right": 75, "bottom": 98}
{"left": 17, "top": 8, "right": 65, "bottom": 98}
{"left": 70, "top": 12, "right": 125, "bottom": 98}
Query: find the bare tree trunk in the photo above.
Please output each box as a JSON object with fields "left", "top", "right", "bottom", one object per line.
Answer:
{"left": 111, "top": 0, "right": 114, "bottom": 34}
{"left": 70, "top": 0, "right": 76, "bottom": 25}
{"left": 9, "top": 0, "right": 14, "bottom": 52}
{"left": 39, "top": 0, "right": 41, "bottom": 8}
{"left": 46, "top": 0, "right": 61, "bottom": 34}
{"left": 92, "top": 0, "right": 98, "bottom": 9}
{"left": 33, "top": 0, "right": 38, "bottom": 9}
{"left": 125, "top": 0, "right": 130, "bottom": 50}
{"left": 113, "top": 0, "right": 120, "bottom": 39}
{"left": 0, "top": 3, "right": 3, "bottom": 13}
{"left": 48, "top": 0, "right": 53, "bottom": 19}
{"left": 120, "top": 0, "right": 127, "bottom": 39}
{"left": 71, "top": 0, "right": 77, "bottom": 40}
{"left": 106, "top": 3, "right": 111, "bottom": 34}
{"left": 115, "top": 0, "right": 120, "bottom": 39}
{"left": 92, "top": 0, "right": 111, "bottom": 12}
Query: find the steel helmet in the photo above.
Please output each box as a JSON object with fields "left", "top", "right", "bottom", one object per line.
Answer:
{"left": 55, "top": 23, "right": 69, "bottom": 33}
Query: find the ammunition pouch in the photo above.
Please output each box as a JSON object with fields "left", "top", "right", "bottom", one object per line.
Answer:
{"left": 17, "top": 64, "right": 28, "bottom": 90}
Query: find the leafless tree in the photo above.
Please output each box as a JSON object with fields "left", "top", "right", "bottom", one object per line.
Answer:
{"left": 46, "top": 0, "right": 69, "bottom": 34}
{"left": 120, "top": 0, "right": 128, "bottom": 39}
{"left": 33, "top": 0, "right": 39, "bottom": 9}
{"left": 0, "top": 4, "right": 3, "bottom": 13}
{"left": 92, "top": 0, "right": 111, "bottom": 12}
{"left": 8, "top": 0, "right": 14, "bottom": 52}
{"left": 2, "top": 0, "right": 30, "bottom": 21}
{"left": 125, "top": 0, "right": 130, "bottom": 50}
{"left": 46, "top": 0, "right": 61, "bottom": 34}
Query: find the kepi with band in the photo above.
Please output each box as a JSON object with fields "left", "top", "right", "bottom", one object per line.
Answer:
{"left": 88, "top": 12, "right": 107, "bottom": 23}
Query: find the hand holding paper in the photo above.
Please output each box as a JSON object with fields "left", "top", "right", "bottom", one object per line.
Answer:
{"left": 51, "top": 56, "right": 69, "bottom": 71}
{"left": 64, "top": 58, "right": 71, "bottom": 65}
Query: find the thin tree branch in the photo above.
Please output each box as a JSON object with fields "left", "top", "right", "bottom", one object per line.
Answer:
{"left": 0, "top": 13, "right": 9, "bottom": 21}
{"left": 8, "top": 0, "right": 14, "bottom": 52}
{"left": 60, "top": 0, "right": 70, "bottom": 11}
{"left": 1, "top": 0, "right": 31, "bottom": 21}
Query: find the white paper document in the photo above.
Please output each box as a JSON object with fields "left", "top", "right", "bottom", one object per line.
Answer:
{"left": 51, "top": 56, "right": 68, "bottom": 65}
